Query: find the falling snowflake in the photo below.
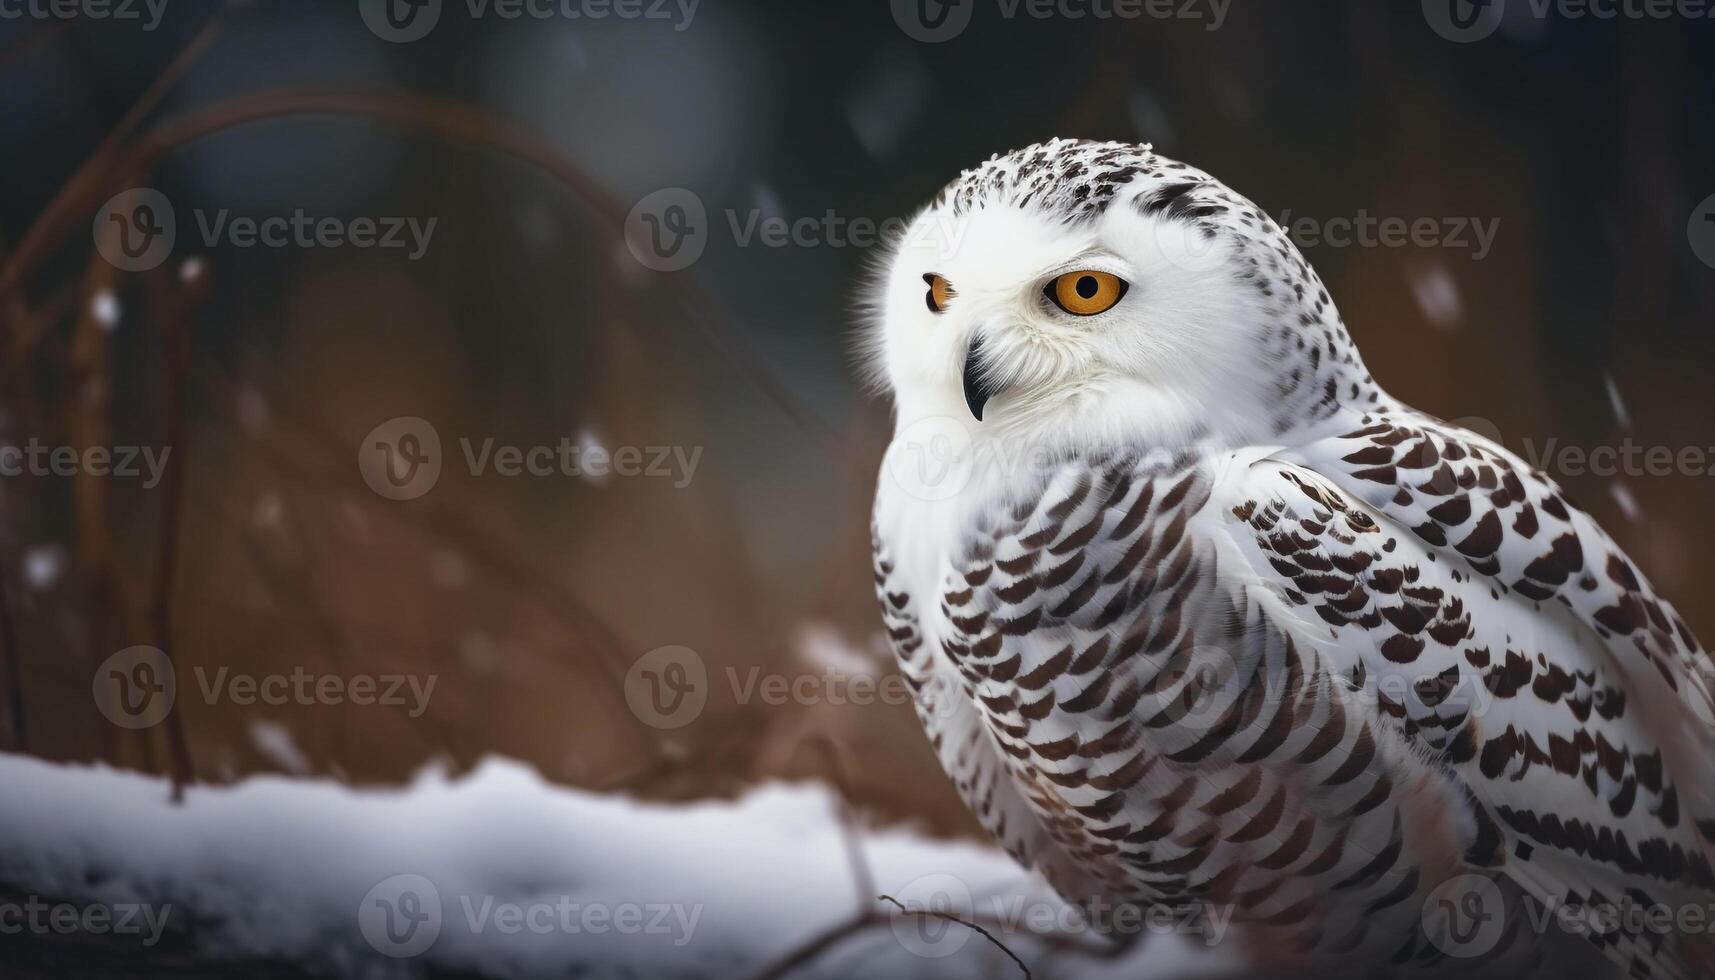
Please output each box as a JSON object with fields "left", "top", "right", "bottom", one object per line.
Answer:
{"left": 1129, "top": 88, "right": 1175, "bottom": 149}
{"left": 844, "top": 47, "right": 930, "bottom": 160}
{"left": 252, "top": 491, "right": 285, "bottom": 530}
{"left": 432, "top": 549, "right": 469, "bottom": 588}
{"left": 576, "top": 428, "right": 609, "bottom": 486}
{"left": 90, "top": 290, "right": 120, "bottom": 331}
{"left": 1602, "top": 373, "right": 1632, "bottom": 431}
{"left": 236, "top": 385, "right": 271, "bottom": 435}
{"left": 248, "top": 721, "right": 312, "bottom": 776}
{"left": 1610, "top": 482, "right": 1641, "bottom": 522}
{"left": 1408, "top": 263, "right": 1464, "bottom": 330}
{"left": 459, "top": 631, "right": 500, "bottom": 676}
{"left": 22, "top": 545, "right": 65, "bottom": 590}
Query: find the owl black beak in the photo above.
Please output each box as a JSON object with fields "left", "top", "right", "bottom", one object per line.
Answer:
{"left": 962, "top": 334, "right": 1001, "bottom": 422}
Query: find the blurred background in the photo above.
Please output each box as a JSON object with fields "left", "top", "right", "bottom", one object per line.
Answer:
{"left": 0, "top": 0, "right": 1712, "bottom": 964}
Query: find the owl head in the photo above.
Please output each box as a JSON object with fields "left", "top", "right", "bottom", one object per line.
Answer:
{"left": 864, "top": 139, "right": 1383, "bottom": 455}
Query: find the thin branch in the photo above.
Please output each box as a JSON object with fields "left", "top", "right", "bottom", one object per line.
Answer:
{"left": 805, "top": 734, "right": 876, "bottom": 908}
{"left": 878, "top": 894, "right": 1032, "bottom": 979}
{"left": 143, "top": 266, "right": 207, "bottom": 798}
{"left": 0, "top": 551, "right": 23, "bottom": 752}
{"left": 0, "top": 88, "right": 859, "bottom": 477}
{"left": 66, "top": 252, "right": 125, "bottom": 767}
{"left": 743, "top": 912, "right": 880, "bottom": 980}
{"left": 0, "top": 17, "right": 223, "bottom": 304}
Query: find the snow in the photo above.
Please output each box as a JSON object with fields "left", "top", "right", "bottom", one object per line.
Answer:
{"left": 247, "top": 721, "right": 313, "bottom": 776}
{"left": 1407, "top": 262, "right": 1464, "bottom": 331}
{"left": 89, "top": 290, "right": 121, "bottom": 331}
{"left": 1602, "top": 373, "right": 1632, "bottom": 432}
{"left": 21, "top": 545, "right": 64, "bottom": 591}
{"left": 0, "top": 755, "right": 1237, "bottom": 979}
{"left": 794, "top": 622, "right": 889, "bottom": 678}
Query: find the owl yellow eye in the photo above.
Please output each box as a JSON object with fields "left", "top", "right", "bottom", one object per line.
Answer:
{"left": 924, "top": 273, "right": 955, "bottom": 313}
{"left": 1046, "top": 270, "right": 1128, "bottom": 316}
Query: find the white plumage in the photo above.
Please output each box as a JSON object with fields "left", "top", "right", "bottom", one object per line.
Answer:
{"left": 867, "top": 140, "right": 1715, "bottom": 978}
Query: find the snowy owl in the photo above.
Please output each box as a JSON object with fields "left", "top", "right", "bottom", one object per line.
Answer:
{"left": 867, "top": 139, "right": 1715, "bottom": 978}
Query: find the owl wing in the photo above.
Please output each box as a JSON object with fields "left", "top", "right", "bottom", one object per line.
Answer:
{"left": 884, "top": 450, "right": 1495, "bottom": 969}
{"left": 1269, "top": 411, "right": 1715, "bottom": 976}
{"left": 881, "top": 422, "right": 1715, "bottom": 976}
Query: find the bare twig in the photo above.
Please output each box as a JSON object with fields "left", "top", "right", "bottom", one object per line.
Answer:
{"left": 0, "top": 18, "right": 223, "bottom": 304}
{"left": 66, "top": 251, "right": 129, "bottom": 765}
{"left": 878, "top": 894, "right": 1032, "bottom": 979}
{"left": 0, "top": 88, "right": 860, "bottom": 477}
{"left": 743, "top": 913, "right": 882, "bottom": 980}
{"left": 0, "top": 552, "right": 23, "bottom": 752}
{"left": 143, "top": 267, "right": 208, "bottom": 798}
